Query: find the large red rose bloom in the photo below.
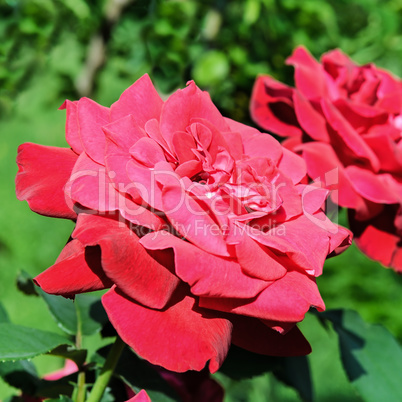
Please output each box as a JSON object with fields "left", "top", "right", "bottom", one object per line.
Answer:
{"left": 251, "top": 47, "right": 402, "bottom": 271}
{"left": 17, "top": 75, "right": 351, "bottom": 372}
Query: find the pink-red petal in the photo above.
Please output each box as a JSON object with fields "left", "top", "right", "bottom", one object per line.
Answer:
{"left": 242, "top": 133, "right": 282, "bottom": 164}
{"left": 102, "top": 287, "right": 233, "bottom": 373}
{"left": 199, "top": 270, "right": 324, "bottom": 323}
{"left": 235, "top": 232, "right": 287, "bottom": 281}
{"left": 110, "top": 74, "right": 163, "bottom": 127}
{"left": 59, "top": 100, "right": 84, "bottom": 154}
{"left": 231, "top": 316, "right": 311, "bottom": 356}
{"left": 297, "top": 142, "right": 365, "bottom": 210}
{"left": 140, "top": 231, "right": 268, "bottom": 299}
{"left": 73, "top": 214, "right": 179, "bottom": 309}
{"left": 286, "top": 46, "right": 328, "bottom": 100}
{"left": 349, "top": 207, "right": 402, "bottom": 272}
{"left": 130, "top": 137, "right": 166, "bottom": 167}
{"left": 345, "top": 166, "right": 402, "bottom": 204}
{"left": 321, "top": 99, "right": 380, "bottom": 171}
{"left": 16, "top": 143, "right": 77, "bottom": 219}
{"left": 34, "top": 239, "right": 112, "bottom": 297}
{"left": 293, "top": 90, "right": 329, "bottom": 141}
{"left": 77, "top": 98, "right": 110, "bottom": 164}
{"left": 160, "top": 81, "right": 228, "bottom": 146}
{"left": 126, "top": 390, "right": 152, "bottom": 402}
{"left": 250, "top": 75, "right": 302, "bottom": 137}
{"left": 277, "top": 147, "right": 307, "bottom": 185}
{"left": 364, "top": 132, "right": 402, "bottom": 174}
{"left": 162, "top": 184, "right": 230, "bottom": 257}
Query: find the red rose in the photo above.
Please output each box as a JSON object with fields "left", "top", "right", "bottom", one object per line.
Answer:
{"left": 251, "top": 46, "right": 402, "bottom": 271}
{"left": 16, "top": 75, "right": 350, "bottom": 372}
{"left": 125, "top": 367, "right": 224, "bottom": 402}
{"left": 127, "top": 390, "right": 151, "bottom": 402}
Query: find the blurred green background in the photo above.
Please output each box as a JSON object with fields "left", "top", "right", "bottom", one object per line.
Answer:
{"left": 1, "top": 0, "right": 402, "bottom": 400}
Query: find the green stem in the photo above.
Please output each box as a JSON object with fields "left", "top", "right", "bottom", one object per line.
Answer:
{"left": 75, "top": 371, "right": 86, "bottom": 402}
{"left": 86, "top": 335, "right": 126, "bottom": 402}
{"left": 74, "top": 302, "right": 86, "bottom": 402}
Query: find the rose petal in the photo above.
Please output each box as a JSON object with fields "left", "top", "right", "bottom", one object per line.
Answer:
{"left": 102, "top": 287, "right": 233, "bottom": 373}
{"left": 322, "top": 48, "right": 355, "bottom": 75}
{"left": 278, "top": 147, "right": 307, "bottom": 185}
{"left": 59, "top": 100, "right": 83, "bottom": 154}
{"left": 157, "top": 368, "right": 224, "bottom": 402}
{"left": 103, "top": 115, "right": 147, "bottom": 198}
{"left": 68, "top": 151, "right": 164, "bottom": 229}
{"left": 144, "top": 118, "right": 174, "bottom": 157}
{"left": 333, "top": 98, "right": 387, "bottom": 132}
{"left": 361, "top": 132, "right": 402, "bottom": 174}
{"left": 293, "top": 90, "right": 330, "bottom": 141}
{"left": 160, "top": 81, "right": 228, "bottom": 145}
{"left": 162, "top": 184, "right": 230, "bottom": 257}
{"left": 250, "top": 75, "right": 302, "bottom": 136}
{"left": 130, "top": 137, "right": 166, "bottom": 167}
{"left": 297, "top": 142, "right": 365, "bottom": 210}
{"left": 103, "top": 114, "right": 147, "bottom": 152}
{"left": 34, "top": 239, "right": 112, "bottom": 297}
{"left": 275, "top": 172, "right": 303, "bottom": 220}
{"left": 298, "top": 184, "right": 329, "bottom": 215}
{"left": 187, "top": 119, "right": 232, "bottom": 163}
{"left": 127, "top": 390, "right": 152, "bottom": 402}
{"left": 73, "top": 214, "right": 179, "bottom": 309}
{"left": 126, "top": 160, "right": 180, "bottom": 211}
{"left": 349, "top": 207, "right": 402, "bottom": 272}
{"left": 224, "top": 117, "right": 261, "bottom": 138}
{"left": 345, "top": 166, "right": 401, "bottom": 204}
{"left": 16, "top": 143, "right": 77, "bottom": 219}
{"left": 231, "top": 316, "right": 311, "bottom": 356}
{"left": 244, "top": 214, "right": 332, "bottom": 277}
{"left": 140, "top": 231, "right": 268, "bottom": 299}
{"left": 67, "top": 152, "right": 106, "bottom": 211}
{"left": 110, "top": 74, "right": 163, "bottom": 126}
{"left": 286, "top": 46, "right": 328, "bottom": 100}
{"left": 311, "top": 210, "right": 353, "bottom": 255}
{"left": 321, "top": 99, "right": 380, "bottom": 171}
{"left": 199, "top": 270, "right": 325, "bottom": 323}
{"left": 44, "top": 360, "right": 78, "bottom": 381}
{"left": 235, "top": 232, "right": 287, "bottom": 281}
{"left": 172, "top": 131, "right": 197, "bottom": 164}
{"left": 175, "top": 160, "right": 202, "bottom": 179}
{"left": 376, "top": 70, "right": 402, "bottom": 114}
{"left": 243, "top": 133, "right": 282, "bottom": 164}
{"left": 77, "top": 97, "right": 110, "bottom": 164}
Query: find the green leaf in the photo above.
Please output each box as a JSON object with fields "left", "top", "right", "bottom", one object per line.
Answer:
{"left": 0, "top": 360, "right": 39, "bottom": 394}
{"left": 298, "top": 312, "right": 360, "bottom": 401}
{"left": 218, "top": 345, "right": 312, "bottom": 401}
{"left": 273, "top": 356, "right": 313, "bottom": 402}
{"left": 192, "top": 50, "right": 230, "bottom": 86}
{"left": 93, "top": 346, "right": 180, "bottom": 402}
{"left": 0, "top": 350, "right": 76, "bottom": 397}
{"left": 218, "top": 345, "right": 277, "bottom": 379}
{"left": 0, "top": 302, "right": 10, "bottom": 323}
{"left": 47, "top": 344, "right": 87, "bottom": 368}
{"left": 16, "top": 270, "right": 39, "bottom": 297}
{"left": 61, "top": 0, "right": 90, "bottom": 19}
{"left": 38, "top": 290, "right": 108, "bottom": 336}
{"left": 3, "top": 397, "right": 28, "bottom": 402}
{"left": 38, "top": 290, "right": 77, "bottom": 335}
{"left": 0, "top": 323, "right": 72, "bottom": 360}
{"left": 75, "top": 294, "right": 109, "bottom": 336}
{"left": 36, "top": 377, "right": 75, "bottom": 401}
{"left": 322, "top": 309, "right": 402, "bottom": 402}
{"left": 46, "top": 397, "right": 73, "bottom": 402}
